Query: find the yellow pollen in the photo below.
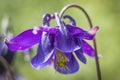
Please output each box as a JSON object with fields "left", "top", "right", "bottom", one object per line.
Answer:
{"left": 55, "top": 51, "right": 69, "bottom": 69}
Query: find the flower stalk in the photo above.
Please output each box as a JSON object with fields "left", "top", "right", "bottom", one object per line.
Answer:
{"left": 59, "top": 3, "right": 101, "bottom": 80}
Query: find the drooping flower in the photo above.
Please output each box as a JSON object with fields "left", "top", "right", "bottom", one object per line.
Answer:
{"left": 6, "top": 13, "right": 99, "bottom": 74}
{"left": 0, "top": 15, "right": 15, "bottom": 75}
{"left": 0, "top": 15, "right": 32, "bottom": 80}
{"left": 0, "top": 35, "right": 15, "bottom": 70}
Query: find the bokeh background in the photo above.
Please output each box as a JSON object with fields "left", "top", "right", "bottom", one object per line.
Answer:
{"left": 0, "top": 0, "right": 120, "bottom": 80}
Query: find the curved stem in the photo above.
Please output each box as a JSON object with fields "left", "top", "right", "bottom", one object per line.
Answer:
{"left": 59, "top": 3, "right": 92, "bottom": 27}
{"left": 0, "top": 56, "right": 14, "bottom": 80}
{"left": 59, "top": 3, "right": 101, "bottom": 80}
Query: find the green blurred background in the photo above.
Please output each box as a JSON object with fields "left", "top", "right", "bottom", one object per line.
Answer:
{"left": 0, "top": 0, "right": 120, "bottom": 80}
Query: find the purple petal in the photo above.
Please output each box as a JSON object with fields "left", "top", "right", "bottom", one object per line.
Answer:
{"left": 6, "top": 27, "right": 42, "bottom": 51}
{"left": 75, "top": 48, "right": 87, "bottom": 64}
{"left": 54, "top": 52, "right": 79, "bottom": 74}
{"left": 6, "top": 26, "right": 58, "bottom": 51}
{"left": 74, "top": 38, "right": 86, "bottom": 63}
{"left": 66, "top": 25, "right": 99, "bottom": 40}
{"left": 55, "top": 26, "right": 80, "bottom": 53}
{"left": 40, "top": 26, "right": 59, "bottom": 34}
{"left": 31, "top": 33, "right": 54, "bottom": 69}
{"left": 54, "top": 13, "right": 80, "bottom": 52}
{"left": 82, "top": 40, "right": 95, "bottom": 57}
{"left": 31, "top": 55, "right": 52, "bottom": 69}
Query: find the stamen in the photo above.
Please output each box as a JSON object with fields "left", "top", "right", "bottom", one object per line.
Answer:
{"left": 55, "top": 51, "right": 69, "bottom": 69}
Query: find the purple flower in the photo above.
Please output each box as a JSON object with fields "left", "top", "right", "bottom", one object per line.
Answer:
{"left": 0, "top": 15, "right": 15, "bottom": 74}
{"left": 0, "top": 35, "right": 15, "bottom": 75}
{"left": 6, "top": 13, "right": 99, "bottom": 74}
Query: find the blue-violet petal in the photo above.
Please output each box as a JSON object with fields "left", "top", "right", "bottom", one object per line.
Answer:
{"left": 6, "top": 27, "right": 42, "bottom": 51}
{"left": 75, "top": 48, "right": 87, "bottom": 64}
{"left": 82, "top": 40, "right": 95, "bottom": 57}
{"left": 31, "top": 32, "right": 54, "bottom": 69}
{"left": 54, "top": 52, "right": 79, "bottom": 74}
{"left": 66, "top": 25, "right": 99, "bottom": 40}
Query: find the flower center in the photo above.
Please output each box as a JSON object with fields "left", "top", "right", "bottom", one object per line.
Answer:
{"left": 55, "top": 51, "right": 69, "bottom": 69}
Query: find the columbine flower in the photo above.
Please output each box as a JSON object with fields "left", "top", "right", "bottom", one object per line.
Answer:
{"left": 0, "top": 35, "right": 15, "bottom": 75}
{"left": 0, "top": 15, "right": 15, "bottom": 75}
{"left": 6, "top": 13, "right": 99, "bottom": 74}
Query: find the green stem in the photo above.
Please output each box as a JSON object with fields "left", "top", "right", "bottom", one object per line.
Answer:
{"left": 59, "top": 3, "right": 101, "bottom": 80}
